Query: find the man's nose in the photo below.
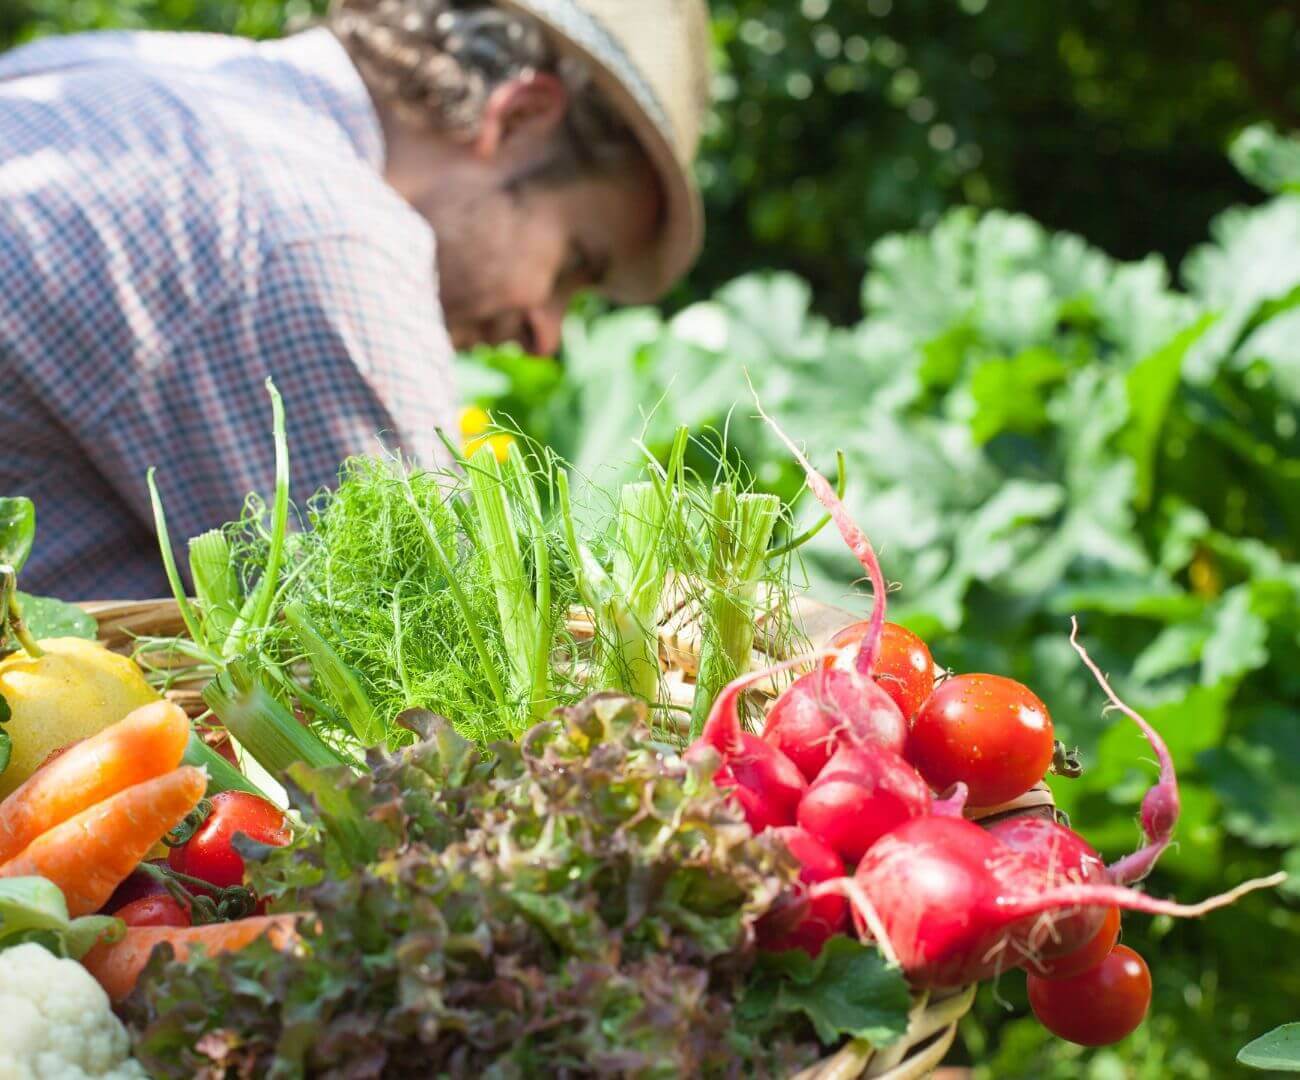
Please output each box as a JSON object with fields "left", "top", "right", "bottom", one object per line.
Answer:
{"left": 525, "top": 300, "right": 566, "bottom": 358}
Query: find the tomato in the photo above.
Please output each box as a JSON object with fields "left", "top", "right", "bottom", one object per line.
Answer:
{"left": 114, "top": 893, "right": 192, "bottom": 928}
{"left": 827, "top": 621, "right": 936, "bottom": 720}
{"left": 168, "top": 791, "right": 291, "bottom": 890}
{"left": 1022, "top": 906, "right": 1121, "bottom": 980}
{"left": 907, "top": 674, "right": 1054, "bottom": 807}
{"left": 1028, "top": 944, "right": 1152, "bottom": 1046}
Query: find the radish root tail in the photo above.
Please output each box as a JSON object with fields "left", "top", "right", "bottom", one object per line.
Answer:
{"left": 812, "top": 877, "right": 902, "bottom": 970}
{"left": 1069, "top": 617, "right": 1179, "bottom": 885}
{"left": 749, "top": 385, "right": 888, "bottom": 678}
{"left": 700, "top": 648, "right": 836, "bottom": 755}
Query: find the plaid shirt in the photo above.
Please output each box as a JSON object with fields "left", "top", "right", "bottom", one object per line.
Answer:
{"left": 0, "top": 28, "right": 456, "bottom": 601}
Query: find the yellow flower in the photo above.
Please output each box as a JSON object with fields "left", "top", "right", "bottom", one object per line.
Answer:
{"left": 459, "top": 405, "right": 491, "bottom": 438}
{"left": 464, "top": 432, "right": 516, "bottom": 463}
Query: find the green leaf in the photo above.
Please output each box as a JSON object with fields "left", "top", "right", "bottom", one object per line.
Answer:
{"left": 1121, "top": 315, "right": 1213, "bottom": 508}
{"left": 0, "top": 497, "right": 35, "bottom": 573}
{"left": 737, "top": 936, "right": 910, "bottom": 1047}
{"left": 6, "top": 593, "right": 97, "bottom": 645}
{"left": 1230, "top": 125, "right": 1300, "bottom": 194}
{"left": 968, "top": 347, "right": 1068, "bottom": 444}
{"left": 1238, "top": 1023, "right": 1300, "bottom": 1071}
{"left": 1201, "top": 585, "right": 1269, "bottom": 686}
{"left": 0, "top": 876, "right": 122, "bottom": 959}
{"left": 1200, "top": 707, "right": 1300, "bottom": 848}
{"left": 1132, "top": 621, "right": 1211, "bottom": 683}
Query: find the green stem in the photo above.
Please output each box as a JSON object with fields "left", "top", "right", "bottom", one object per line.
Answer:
{"left": 203, "top": 663, "right": 347, "bottom": 776}
{"left": 768, "top": 450, "right": 847, "bottom": 558}
{"left": 400, "top": 473, "right": 512, "bottom": 728}
{"left": 146, "top": 469, "right": 208, "bottom": 657}
{"left": 181, "top": 730, "right": 268, "bottom": 797}
{"left": 283, "top": 602, "right": 380, "bottom": 746}
{"left": 689, "top": 488, "right": 782, "bottom": 739}
{"left": 246, "top": 380, "right": 290, "bottom": 633}
{"left": 1, "top": 570, "right": 43, "bottom": 658}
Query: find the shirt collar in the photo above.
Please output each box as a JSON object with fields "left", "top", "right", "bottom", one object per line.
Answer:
{"left": 260, "top": 27, "right": 386, "bottom": 173}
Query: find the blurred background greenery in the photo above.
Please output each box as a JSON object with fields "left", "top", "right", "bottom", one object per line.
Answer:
{"left": 4, "top": 2, "right": 1299, "bottom": 1076}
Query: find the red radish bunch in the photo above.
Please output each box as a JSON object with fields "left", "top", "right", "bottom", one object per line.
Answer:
{"left": 686, "top": 406, "right": 1284, "bottom": 1048}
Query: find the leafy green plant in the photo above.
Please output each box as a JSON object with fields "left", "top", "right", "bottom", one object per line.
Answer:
{"left": 123, "top": 693, "right": 909, "bottom": 1076}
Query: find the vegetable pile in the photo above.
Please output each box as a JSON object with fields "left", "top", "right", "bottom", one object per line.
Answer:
{"left": 682, "top": 411, "right": 1283, "bottom": 1047}
{"left": 121, "top": 693, "right": 909, "bottom": 1077}
{"left": 0, "top": 392, "right": 1287, "bottom": 1075}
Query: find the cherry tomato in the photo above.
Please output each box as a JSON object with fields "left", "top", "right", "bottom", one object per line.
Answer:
{"left": 907, "top": 673, "right": 1054, "bottom": 807}
{"left": 1023, "top": 906, "right": 1121, "bottom": 980}
{"left": 114, "top": 893, "right": 192, "bottom": 928}
{"left": 1028, "top": 944, "right": 1152, "bottom": 1046}
{"left": 827, "top": 621, "right": 936, "bottom": 720}
{"left": 168, "top": 791, "right": 291, "bottom": 890}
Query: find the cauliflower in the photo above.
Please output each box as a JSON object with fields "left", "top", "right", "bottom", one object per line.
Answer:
{"left": 0, "top": 943, "right": 147, "bottom": 1080}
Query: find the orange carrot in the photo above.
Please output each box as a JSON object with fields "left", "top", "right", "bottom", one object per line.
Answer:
{"left": 82, "top": 914, "right": 301, "bottom": 1001}
{"left": 0, "top": 701, "right": 191, "bottom": 864}
{"left": 0, "top": 765, "right": 206, "bottom": 915}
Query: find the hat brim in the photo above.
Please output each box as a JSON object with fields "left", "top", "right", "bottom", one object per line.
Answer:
{"left": 492, "top": 0, "right": 704, "bottom": 305}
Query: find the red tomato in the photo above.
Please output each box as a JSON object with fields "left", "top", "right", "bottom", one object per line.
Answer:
{"left": 168, "top": 791, "right": 290, "bottom": 890}
{"left": 827, "top": 621, "right": 936, "bottom": 720}
{"left": 907, "top": 673, "right": 1054, "bottom": 807}
{"left": 114, "top": 893, "right": 192, "bottom": 928}
{"left": 1028, "top": 944, "right": 1152, "bottom": 1046}
{"left": 1022, "top": 906, "right": 1121, "bottom": 980}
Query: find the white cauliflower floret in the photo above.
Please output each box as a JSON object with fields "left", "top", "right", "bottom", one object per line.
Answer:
{"left": 0, "top": 943, "right": 147, "bottom": 1080}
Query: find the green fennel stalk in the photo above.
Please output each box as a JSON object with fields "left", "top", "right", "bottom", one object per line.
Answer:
{"left": 689, "top": 486, "right": 782, "bottom": 738}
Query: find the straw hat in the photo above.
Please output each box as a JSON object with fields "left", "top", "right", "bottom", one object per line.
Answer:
{"left": 494, "top": 0, "right": 711, "bottom": 302}
{"left": 330, "top": 0, "right": 712, "bottom": 301}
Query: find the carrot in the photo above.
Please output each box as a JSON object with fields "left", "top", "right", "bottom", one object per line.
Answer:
{"left": 0, "top": 701, "right": 190, "bottom": 864}
{"left": 0, "top": 765, "right": 206, "bottom": 915}
{"left": 82, "top": 914, "right": 301, "bottom": 1001}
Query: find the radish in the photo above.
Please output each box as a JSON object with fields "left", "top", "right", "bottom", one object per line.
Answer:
{"left": 985, "top": 815, "right": 1110, "bottom": 961}
{"left": 796, "top": 744, "right": 931, "bottom": 863}
{"left": 761, "top": 666, "right": 906, "bottom": 782}
{"left": 758, "top": 826, "right": 849, "bottom": 956}
{"left": 753, "top": 402, "right": 908, "bottom": 780}
{"left": 686, "top": 656, "right": 819, "bottom": 832}
{"left": 844, "top": 814, "right": 1283, "bottom": 988}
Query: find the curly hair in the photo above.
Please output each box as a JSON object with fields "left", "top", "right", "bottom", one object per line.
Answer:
{"left": 327, "top": 0, "right": 643, "bottom": 182}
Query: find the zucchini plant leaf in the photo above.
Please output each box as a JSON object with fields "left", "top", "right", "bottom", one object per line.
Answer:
{"left": 11, "top": 593, "right": 97, "bottom": 643}
{"left": 1238, "top": 1023, "right": 1300, "bottom": 1071}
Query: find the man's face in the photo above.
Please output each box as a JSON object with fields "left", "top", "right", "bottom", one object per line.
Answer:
{"left": 381, "top": 72, "right": 664, "bottom": 357}
{"left": 417, "top": 159, "right": 661, "bottom": 356}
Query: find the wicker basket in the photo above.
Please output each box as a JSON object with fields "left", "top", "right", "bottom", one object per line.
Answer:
{"left": 82, "top": 595, "right": 1053, "bottom": 1079}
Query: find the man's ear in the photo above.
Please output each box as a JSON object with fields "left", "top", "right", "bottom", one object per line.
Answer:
{"left": 474, "top": 73, "right": 568, "bottom": 159}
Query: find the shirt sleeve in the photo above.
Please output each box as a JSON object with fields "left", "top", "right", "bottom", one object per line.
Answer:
{"left": 76, "top": 233, "right": 459, "bottom": 580}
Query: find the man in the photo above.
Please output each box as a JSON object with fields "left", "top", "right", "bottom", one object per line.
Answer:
{"left": 0, "top": 0, "right": 710, "bottom": 598}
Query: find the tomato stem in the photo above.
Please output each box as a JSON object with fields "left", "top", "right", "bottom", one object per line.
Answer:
{"left": 164, "top": 797, "right": 213, "bottom": 847}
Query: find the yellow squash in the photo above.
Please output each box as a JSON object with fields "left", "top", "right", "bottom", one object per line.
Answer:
{"left": 0, "top": 638, "right": 160, "bottom": 799}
